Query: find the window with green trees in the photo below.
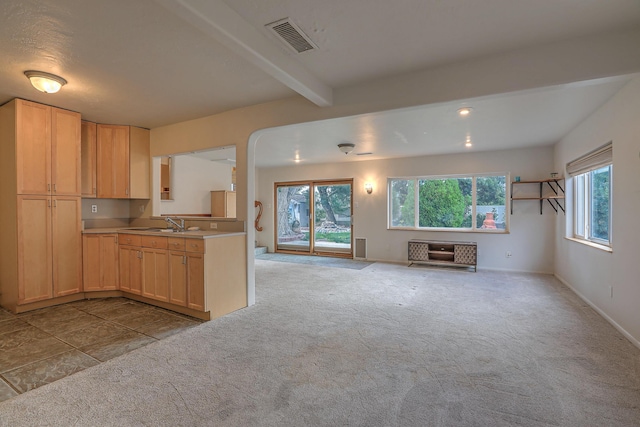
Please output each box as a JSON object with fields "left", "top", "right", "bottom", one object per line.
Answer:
{"left": 574, "top": 165, "right": 612, "bottom": 245}
{"left": 389, "top": 174, "right": 507, "bottom": 231}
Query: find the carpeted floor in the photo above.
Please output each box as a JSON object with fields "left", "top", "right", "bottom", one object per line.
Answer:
{"left": 0, "top": 261, "right": 639, "bottom": 426}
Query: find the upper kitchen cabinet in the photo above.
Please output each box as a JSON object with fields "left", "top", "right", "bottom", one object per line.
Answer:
{"left": 81, "top": 121, "right": 97, "bottom": 197}
{"left": 96, "top": 124, "right": 129, "bottom": 198}
{"left": 13, "top": 99, "right": 81, "bottom": 196}
{"left": 95, "top": 124, "right": 150, "bottom": 199}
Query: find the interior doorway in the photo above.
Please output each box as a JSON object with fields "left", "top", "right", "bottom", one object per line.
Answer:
{"left": 275, "top": 179, "right": 353, "bottom": 258}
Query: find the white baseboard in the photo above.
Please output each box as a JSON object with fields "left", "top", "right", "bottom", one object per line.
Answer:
{"left": 555, "top": 273, "right": 640, "bottom": 350}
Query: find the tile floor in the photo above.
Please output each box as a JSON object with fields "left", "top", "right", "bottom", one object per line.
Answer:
{"left": 0, "top": 298, "right": 202, "bottom": 402}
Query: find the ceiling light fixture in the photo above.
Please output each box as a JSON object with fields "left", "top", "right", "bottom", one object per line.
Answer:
{"left": 24, "top": 70, "right": 67, "bottom": 94}
{"left": 457, "top": 107, "right": 472, "bottom": 117}
{"left": 465, "top": 135, "right": 473, "bottom": 147}
{"left": 338, "top": 142, "right": 355, "bottom": 155}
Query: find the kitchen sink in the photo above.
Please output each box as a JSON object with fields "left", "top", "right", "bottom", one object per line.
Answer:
{"left": 122, "top": 227, "right": 176, "bottom": 232}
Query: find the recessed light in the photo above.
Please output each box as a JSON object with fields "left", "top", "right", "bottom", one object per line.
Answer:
{"left": 457, "top": 107, "right": 472, "bottom": 117}
{"left": 465, "top": 142, "right": 473, "bottom": 147}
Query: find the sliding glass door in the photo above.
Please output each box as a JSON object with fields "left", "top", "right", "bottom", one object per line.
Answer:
{"left": 275, "top": 180, "right": 352, "bottom": 257}
{"left": 275, "top": 183, "right": 310, "bottom": 252}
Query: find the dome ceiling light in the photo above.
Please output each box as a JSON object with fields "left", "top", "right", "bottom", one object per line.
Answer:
{"left": 24, "top": 70, "right": 67, "bottom": 94}
{"left": 337, "top": 142, "right": 355, "bottom": 155}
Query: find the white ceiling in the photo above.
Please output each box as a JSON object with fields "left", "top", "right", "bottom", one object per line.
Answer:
{"left": 1, "top": 1, "right": 639, "bottom": 166}
{"left": 254, "top": 76, "right": 633, "bottom": 167}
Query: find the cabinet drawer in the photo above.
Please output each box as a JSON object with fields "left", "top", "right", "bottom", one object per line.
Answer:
{"left": 141, "top": 235, "right": 168, "bottom": 249}
{"left": 118, "top": 234, "right": 141, "bottom": 246}
{"left": 167, "top": 237, "right": 185, "bottom": 251}
{"left": 185, "top": 238, "right": 205, "bottom": 253}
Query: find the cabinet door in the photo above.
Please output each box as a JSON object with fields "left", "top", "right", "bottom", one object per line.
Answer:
{"left": 130, "top": 248, "right": 143, "bottom": 294}
{"left": 16, "top": 100, "right": 51, "bottom": 195}
{"left": 52, "top": 196, "right": 82, "bottom": 297}
{"left": 169, "top": 251, "right": 187, "bottom": 307}
{"left": 97, "top": 124, "right": 129, "bottom": 198}
{"left": 81, "top": 121, "right": 97, "bottom": 197}
{"left": 186, "top": 253, "right": 205, "bottom": 311}
{"left": 17, "top": 195, "right": 52, "bottom": 303}
{"left": 119, "top": 245, "right": 143, "bottom": 294}
{"left": 100, "top": 234, "right": 119, "bottom": 290}
{"left": 51, "top": 108, "right": 81, "bottom": 196}
{"left": 129, "top": 127, "right": 150, "bottom": 199}
{"left": 118, "top": 246, "right": 132, "bottom": 292}
{"left": 83, "top": 235, "right": 102, "bottom": 291}
{"left": 142, "top": 248, "right": 169, "bottom": 302}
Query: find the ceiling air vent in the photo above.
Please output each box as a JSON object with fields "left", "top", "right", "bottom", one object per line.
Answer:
{"left": 267, "top": 18, "right": 317, "bottom": 54}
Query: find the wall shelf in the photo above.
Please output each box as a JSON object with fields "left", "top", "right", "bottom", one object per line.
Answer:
{"left": 511, "top": 178, "right": 565, "bottom": 214}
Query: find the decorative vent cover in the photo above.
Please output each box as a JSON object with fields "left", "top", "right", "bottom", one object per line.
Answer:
{"left": 266, "top": 18, "right": 317, "bottom": 53}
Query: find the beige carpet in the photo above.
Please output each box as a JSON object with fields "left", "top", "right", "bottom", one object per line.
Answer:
{"left": 0, "top": 260, "right": 639, "bottom": 426}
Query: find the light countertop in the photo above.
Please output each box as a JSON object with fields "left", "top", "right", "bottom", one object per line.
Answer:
{"left": 83, "top": 227, "right": 246, "bottom": 239}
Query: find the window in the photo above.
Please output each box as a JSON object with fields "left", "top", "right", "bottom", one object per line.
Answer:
{"left": 567, "top": 142, "right": 613, "bottom": 247}
{"left": 573, "top": 165, "right": 612, "bottom": 245}
{"left": 389, "top": 174, "right": 507, "bottom": 232}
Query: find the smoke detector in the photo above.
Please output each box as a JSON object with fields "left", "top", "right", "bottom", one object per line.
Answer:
{"left": 338, "top": 143, "right": 355, "bottom": 155}
{"left": 266, "top": 18, "right": 318, "bottom": 54}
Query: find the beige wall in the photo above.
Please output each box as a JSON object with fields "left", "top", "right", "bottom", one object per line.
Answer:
{"left": 160, "top": 155, "right": 233, "bottom": 215}
{"left": 554, "top": 76, "right": 640, "bottom": 347}
{"left": 257, "top": 146, "right": 556, "bottom": 272}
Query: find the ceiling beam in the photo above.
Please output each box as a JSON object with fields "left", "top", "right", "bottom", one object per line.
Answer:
{"left": 154, "top": 0, "right": 333, "bottom": 107}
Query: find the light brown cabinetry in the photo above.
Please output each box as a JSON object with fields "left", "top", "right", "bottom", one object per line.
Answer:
{"left": 211, "top": 190, "right": 236, "bottom": 218}
{"left": 167, "top": 237, "right": 205, "bottom": 309}
{"left": 0, "top": 99, "right": 82, "bottom": 312}
{"left": 81, "top": 121, "right": 97, "bottom": 197}
{"left": 118, "top": 233, "right": 142, "bottom": 294}
{"left": 96, "top": 124, "right": 129, "bottom": 198}
{"left": 93, "top": 124, "right": 150, "bottom": 199}
{"left": 15, "top": 101, "right": 81, "bottom": 196}
{"left": 83, "top": 233, "right": 119, "bottom": 291}
{"left": 114, "top": 233, "right": 243, "bottom": 319}
{"left": 16, "top": 195, "right": 83, "bottom": 303}
{"left": 142, "top": 247, "right": 170, "bottom": 302}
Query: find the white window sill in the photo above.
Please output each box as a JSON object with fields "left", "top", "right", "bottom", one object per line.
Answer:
{"left": 565, "top": 236, "right": 612, "bottom": 253}
{"left": 388, "top": 227, "right": 509, "bottom": 234}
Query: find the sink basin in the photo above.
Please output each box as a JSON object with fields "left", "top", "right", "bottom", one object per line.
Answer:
{"left": 122, "top": 227, "right": 175, "bottom": 232}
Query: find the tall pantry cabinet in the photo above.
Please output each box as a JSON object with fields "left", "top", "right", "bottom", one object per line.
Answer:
{"left": 0, "top": 99, "right": 82, "bottom": 312}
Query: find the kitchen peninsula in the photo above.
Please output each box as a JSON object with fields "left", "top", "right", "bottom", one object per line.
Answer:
{"left": 83, "top": 227, "right": 247, "bottom": 321}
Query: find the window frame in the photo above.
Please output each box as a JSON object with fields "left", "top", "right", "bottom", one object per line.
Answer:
{"left": 573, "top": 164, "right": 612, "bottom": 247}
{"left": 388, "top": 172, "right": 510, "bottom": 233}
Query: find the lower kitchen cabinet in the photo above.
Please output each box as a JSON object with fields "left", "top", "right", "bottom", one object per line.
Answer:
{"left": 142, "top": 247, "right": 169, "bottom": 302}
{"left": 169, "top": 252, "right": 188, "bottom": 306}
{"left": 119, "top": 245, "right": 142, "bottom": 294}
{"left": 82, "top": 233, "right": 118, "bottom": 291}
{"left": 16, "top": 195, "right": 82, "bottom": 304}
{"left": 186, "top": 253, "right": 205, "bottom": 311}
{"left": 111, "top": 232, "right": 246, "bottom": 320}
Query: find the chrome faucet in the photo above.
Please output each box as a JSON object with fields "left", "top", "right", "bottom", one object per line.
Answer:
{"left": 165, "top": 217, "right": 185, "bottom": 232}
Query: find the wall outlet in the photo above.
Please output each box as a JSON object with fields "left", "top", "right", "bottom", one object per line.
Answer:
{"left": 505, "top": 251, "right": 512, "bottom": 258}
{"left": 210, "top": 222, "right": 218, "bottom": 230}
{"left": 91, "top": 204, "right": 98, "bottom": 213}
